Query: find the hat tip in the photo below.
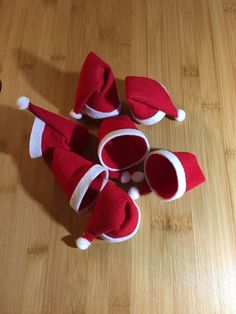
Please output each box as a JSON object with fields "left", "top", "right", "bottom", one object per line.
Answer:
{"left": 16, "top": 96, "right": 30, "bottom": 110}
{"left": 131, "top": 171, "right": 144, "bottom": 183}
{"left": 76, "top": 237, "right": 91, "bottom": 250}
{"left": 175, "top": 109, "right": 186, "bottom": 122}
{"left": 69, "top": 110, "right": 83, "bottom": 119}
{"left": 128, "top": 186, "right": 140, "bottom": 200}
{"left": 120, "top": 171, "right": 131, "bottom": 184}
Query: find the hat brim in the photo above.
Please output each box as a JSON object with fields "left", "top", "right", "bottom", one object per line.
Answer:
{"left": 144, "top": 150, "right": 186, "bottom": 201}
{"left": 70, "top": 164, "right": 109, "bottom": 211}
{"left": 98, "top": 128, "right": 150, "bottom": 171}
{"left": 82, "top": 103, "right": 121, "bottom": 119}
{"left": 100, "top": 200, "right": 141, "bottom": 243}
{"left": 130, "top": 108, "right": 166, "bottom": 125}
{"left": 29, "top": 117, "right": 46, "bottom": 158}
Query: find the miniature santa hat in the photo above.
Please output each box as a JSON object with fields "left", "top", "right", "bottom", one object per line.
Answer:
{"left": 98, "top": 115, "right": 150, "bottom": 171}
{"left": 48, "top": 148, "right": 109, "bottom": 211}
{"left": 76, "top": 182, "right": 141, "bottom": 250}
{"left": 70, "top": 52, "right": 120, "bottom": 120}
{"left": 17, "top": 96, "right": 89, "bottom": 158}
{"left": 125, "top": 76, "right": 186, "bottom": 125}
{"left": 142, "top": 150, "right": 205, "bottom": 201}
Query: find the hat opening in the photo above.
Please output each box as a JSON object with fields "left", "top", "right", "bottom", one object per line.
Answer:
{"left": 99, "top": 129, "right": 150, "bottom": 171}
{"left": 70, "top": 165, "right": 108, "bottom": 211}
{"left": 80, "top": 171, "right": 107, "bottom": 209}
{"left": 144, "top": 150, "right": 186, "bottom": 201}
{"left": 101, "top": 200, "right": 141, "bottom": 243}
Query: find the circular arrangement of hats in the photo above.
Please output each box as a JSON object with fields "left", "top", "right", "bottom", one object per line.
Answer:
{"left": 17, "top": 52, "right": 205, "bottom": 251}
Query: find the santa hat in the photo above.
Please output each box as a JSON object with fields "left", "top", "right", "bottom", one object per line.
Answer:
{"left": 98, "top": 115, "right": 150, "bottom": 171}
{"left": 70, "top": 52, "right": 120, "bottom": 120}
{"left": 48, "top": 148, "right": 109, "bottom": 211}
{"left": 17, "top": 96, "right": 89, "bottom": 158}
{"left": 143, "top": 150, "right": 205, "bottom": 201}
{"left": 76, "top": 182, "right": 141, "bottom": 250}
{"left": 125, "top": 76, "right": 186, "bottom": 125}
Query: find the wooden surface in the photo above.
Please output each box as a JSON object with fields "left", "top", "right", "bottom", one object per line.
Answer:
{"left": 0, "top": 0, "right": 236, "bottom": 313}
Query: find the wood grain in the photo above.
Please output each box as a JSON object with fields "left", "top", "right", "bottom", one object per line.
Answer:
{"left": 0, "top": 0, "right": 236, "bottom": 313}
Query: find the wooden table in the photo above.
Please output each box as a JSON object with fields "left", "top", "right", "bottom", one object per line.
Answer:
{"left": 0, "top": 0, "right": 236, "bottom": 313}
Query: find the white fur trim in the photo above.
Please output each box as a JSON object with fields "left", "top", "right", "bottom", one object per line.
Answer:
{"left": 98, "top": 128, "right": 150, "bottom": 171}
{"left": 29, "top": 117, "right": 45, "bottom": 158}
{"left": 120, "top": 171, "right": 131, "bottom": 184}
{"left": 160, "top": 82, "right": 168, "bottom": 92}
{"left": 76, "top": 237, "right": 91, "bottom": 250}
{"left": 128, "top": 186, "right": 140, "bottom": 200}
{"left": 175, "top": 109, "right": 186, "bottom": 122}
{"left": 131, "top": 171, "right": 144, "bottom": 183}
{"left": 82, "top": 103, "right": 121, "bottom": 119}
{"left": 70, "top": 164, "right": 108, "bottom": 212}
{"left": 100, "top": 200, "right": 141, "bottom": 243}
{"left": 144, "top": 150, "right": 186, "bottom": 201}
{"left": 130, "top": 109, "right": 166, "bottom": 125}
{"left": 17, "top": 96, "right": 30, "bottom": 110}
{"left": 69, "top": 110, "right": 82, "bottom": 119}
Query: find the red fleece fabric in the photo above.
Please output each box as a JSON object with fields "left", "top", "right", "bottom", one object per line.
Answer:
{"left": 145, "top": 154, "right": 178, "bottom": 199}
{"left": 134, "top": 181, "right": 152, "bottom": 196}
{"left": 108, "top": 170, "right": 122, "bottom": 181}
{"left": 28, "top": 102, "right": 89, "bottom": 153}
{"left": 48, "top": 148, "right": 106, "bottom": 210}
{"left": 41, "top": 125, "right": 70, "bottom": 156}
{"left": 98, "top": 115, "right": 138, "bottom": 138}
{"left": 80, "top": 172, "right": 106, "bottom": 209}
{"left": 101, "top": 136, "right": 147, "bottom": 170}
{"left": 73, "top": 52, "right": 120, "bottom": 114}
{"left": 82, "top": 182, "right": 139, "bottom": 242}
{"left": 173, "top": 152, "right": 205, "bottom": 192}
{"left": 98, "top": 115, "right": 149, "bottom": 170}
{"left": 125, "top": 76, "right": 178, "bottom": 119}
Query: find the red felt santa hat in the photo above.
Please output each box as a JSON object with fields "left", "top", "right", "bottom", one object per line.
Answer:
{"left": 48, "top": 148, "right": 109, "bottom": 211}
{"left": 142, "top": 150, "right": 205, "bottom": 201}
{"left": 98, "top": 115, "right": 150, "bottom": 171}
{"left": 76, "top": 182, "right": 141, "bottom": 250}
{"left": 70, "top": 52, "right": 120, "bottom": 120}
{"left": 17, "top": 96, "right": 89, "bottom": 158}
{"left": 125, "top": 76, "right": 186, "bottom": 125}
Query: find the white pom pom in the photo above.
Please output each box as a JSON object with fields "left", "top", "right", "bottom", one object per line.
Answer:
{"left": 69, "top": 110, "right": 82, "bottom": 119}
{"left": 175, "top": 109, "right": 186, "bottom": 122}
{"left": 76, "top": 237, "right": 91, "bottom": 250}
{"left": 17, "top": 96, "right": 30, "bottom": 110}
{"left": 131, "top": 171, "right": 144, "bottom": 183}
{"left": 120, "top": 171, "right": 131, "bottom": 184}
{"left": 128, "top": 186, "right": 140, "bottom": 200}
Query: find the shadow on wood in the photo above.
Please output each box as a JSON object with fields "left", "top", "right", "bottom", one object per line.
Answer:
{"left": 15, "top": 48, "right": 79, "bottom": 116}
{"left": 16, "top": 48, "right": 131, "bottom": 121}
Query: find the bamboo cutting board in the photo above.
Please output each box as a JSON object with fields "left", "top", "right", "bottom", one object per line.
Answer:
{"left": 0, "top": 0, "right": 236, "bottom": 313}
